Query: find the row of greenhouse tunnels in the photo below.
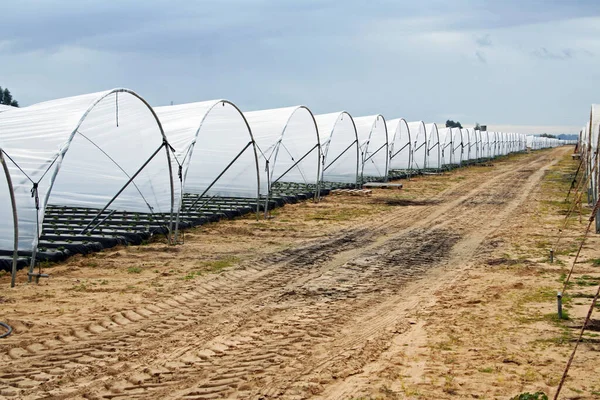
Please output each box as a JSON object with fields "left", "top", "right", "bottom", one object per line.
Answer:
{"left": 0, "top": 90, "right": 572, "bottom": 286}
{"left": 578, "top": 104, "right": 600, "bottom": 234}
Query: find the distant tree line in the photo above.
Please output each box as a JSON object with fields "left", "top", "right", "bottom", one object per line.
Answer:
{"left": 0, "top": 86, "right": 19, "bottom": 107}
{"left": 539, "top": 133, "right": 557, "bottom": 138}
{"left": 446, "top": 120, "right": 463, "bottom": 128}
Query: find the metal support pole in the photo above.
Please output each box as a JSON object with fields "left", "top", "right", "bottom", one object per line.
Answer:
{"left": 271, "top": 144, "right": 319, "bottom": 186}
{"left": 557, "top": 291, "right": 563, "bottom": 319}
{"left": 80, "top": 142, "right": 166, "bottom": 235}
{"left": 323, "top": 140, "right": 357, "bottom": 172}
{"left": 186, "top": 141, "right": 253, "bottom": 211}
{"left": 550, "top": 248, "right": 554, "bottom": 263}
{"left": 0, "top": 151, "right": 19, "bottom": 288}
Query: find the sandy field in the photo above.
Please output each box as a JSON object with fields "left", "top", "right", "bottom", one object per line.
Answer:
{"left": 1, "top": 146, "right": 599, "bottom": 400}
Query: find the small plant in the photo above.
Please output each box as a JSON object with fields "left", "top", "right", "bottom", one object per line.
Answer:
{"left": 127, "top": 266, "right": 142, "bottom": 274}
{"left": 511, "top": 392, "right": 548, "bottom": 400}
{"left": 70, "top": 283, "right": 88, "bottom": 292}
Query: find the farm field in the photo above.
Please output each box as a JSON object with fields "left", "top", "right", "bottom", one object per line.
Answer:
{"left": 1, "top": 146, "right": 599, "bottom": 399}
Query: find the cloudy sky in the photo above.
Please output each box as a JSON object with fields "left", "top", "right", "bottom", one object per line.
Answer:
{"left": 2, "top": 0, "right": 599, "bottom": 134}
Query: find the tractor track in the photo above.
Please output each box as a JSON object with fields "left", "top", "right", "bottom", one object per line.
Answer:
{"left": 0, "top": 150, "right": 561, "bottom": 399}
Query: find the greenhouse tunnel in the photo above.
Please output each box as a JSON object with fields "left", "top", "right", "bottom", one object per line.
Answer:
{"left": 354, "top": 115, "right": 389, "bottom": 183}
{"left": 437, "top": 127, "right": 453, "bottom": 167}
{"left": 492, "top": 132, "right": 500, "bottom": 157}
{"left": 500, "top": 132, "right": 508, "bottom": 155}
{"left": 452, "top": 127, "right": 464, "bottom": 166}
{"left": 466, "top": 128, "right": 478, "bottom": 161}
{"left": 589, "top": 105, "right": 600, "bottom": 231}
{"left": 387, "top": 118, "right": 412, "bottom": 178}
{"left": 0, "top": 89, "right": 176, "bottom": 280}
{"left": 154, "top": 100, "right": 261, "bottom": 238}
{"left": 476, "top": 130, "right": 484, "bottom": 160}
{"left": 490, "top": 132, "right": 499, "bottom": 157}
{"left": 425, "top": 123, "right": 441, "bottom": 171}
{"left": 244, "top": 106, "right": 321, "bottom": 211}
{"left": 491, "top": 132, "right": 499, "bottom": 157}
{"left": 408, "top": 121, "right": 427, "bottom": 171}
{"left": 314, "top": 111, "right": 359, "bottom": 187}
{"left": 479, "top": 131, "right": 490, "bottom": 159}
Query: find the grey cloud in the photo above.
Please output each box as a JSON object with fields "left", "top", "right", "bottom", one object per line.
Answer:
{"left": 531, "top": 47, "right": 593, "bottom": 60}
{"left": 476, "top": 34, "right": 492, "bottom": 47}
{"left": 475, "top": 50, "right": 487, "bottom": 64}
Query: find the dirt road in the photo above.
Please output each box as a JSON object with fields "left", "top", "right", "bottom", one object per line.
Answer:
{"left": 0, "top": 148, "right": 576, "bottom": 399}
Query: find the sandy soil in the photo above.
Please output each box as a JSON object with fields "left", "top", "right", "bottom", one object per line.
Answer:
{"left": 1, "top": 146, "right": 599, "bottom": 399}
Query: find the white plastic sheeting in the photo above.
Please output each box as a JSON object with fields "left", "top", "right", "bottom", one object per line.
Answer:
{"left": 315, "top": 112, "right": 359, "bottom": 184}
{"left": 0, "top": 89, "right": 175, "bottom": 252}
{"left": 585, "top": 105, "right": 600, "bottom": 230}
{"left": 438, "top": 127, "right": 453, "bottom": 166}
{"left": 387, "top": 118, "right": 411, "bottom": 171}
{"left": 488, "top": 132, "right": 497, "bottom": 157}
{"left": 244, "top": 106, "right": 320, "bottom": 194}
{"left": 354, "top": 115, "right": 389, "bottom": 181}
{"left": 500, "top": 132, "right": 509, "bottom": 155}
{"left": 408, "top": 121, "right": 427, "bottom": 170}
{"left": 452, "top": 128, "right": 464, "bottom": 165}
{"left": 0, "top": 105, "right": 16, "bottom": 113}
{"left": 425, "top": 123, "right": 441, "bottom": 170}
{"left": 486, "top": 131, "right": 496, "bottom": 155}
{"left": 466, "top": 128, "right": 478, "bottom": 160}
{"left": 154, "top": 100, "right": 259, "bottom": 202}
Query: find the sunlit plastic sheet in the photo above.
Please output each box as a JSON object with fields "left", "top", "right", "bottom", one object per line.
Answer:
{"left": 408, "top": 121, "right": 427, "bottom": 170}
{"left": 437, "top": 127, "right": 453, "bottom": 166}
{"left": 451, "top": 128, "right": 464, "bottom": 165}
{"left": 244, "top": 106, "right": 320, "bottom": 195}
{"left": 500, "top": 132, "right": 508, "bottom": 155}
{"left": 387, "top": 118, "right": 411, "bottom": 171}
{"left": 589, "top": 105, "right": 600, "bottom": 210}
{"left": 466, "top": 129, "right": 478, "bottom": 160}
{"left": 0, "top": 105, "right": 16, "bottom": 113}
{"left": 315, "top": 111, "right": 359, "bottom": 184}
{"left": 154, "top": 100, "right": 259, "bottom": 204}
{"left": 354, "top": 115, "right": 388, "bottom": 180}
{"left": 0, "top": 89, "right": 175, "bottom": 253}
{"left": 526, "top": 135, "right": 535, "bottom": 149}
{"left": 480, "top": 131, "right": 491, "bottom": 159}
{"left": 425, "top": 123, "right": 441, "bottom": 169}
{"left": 460, "top": 128, "right": 471, "bottom": 160}
{"left": 494, "top": 132, "right": 503, "bottom": 156}
{"left": 493, "top": 132, "right": 501, "bottom": 155}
